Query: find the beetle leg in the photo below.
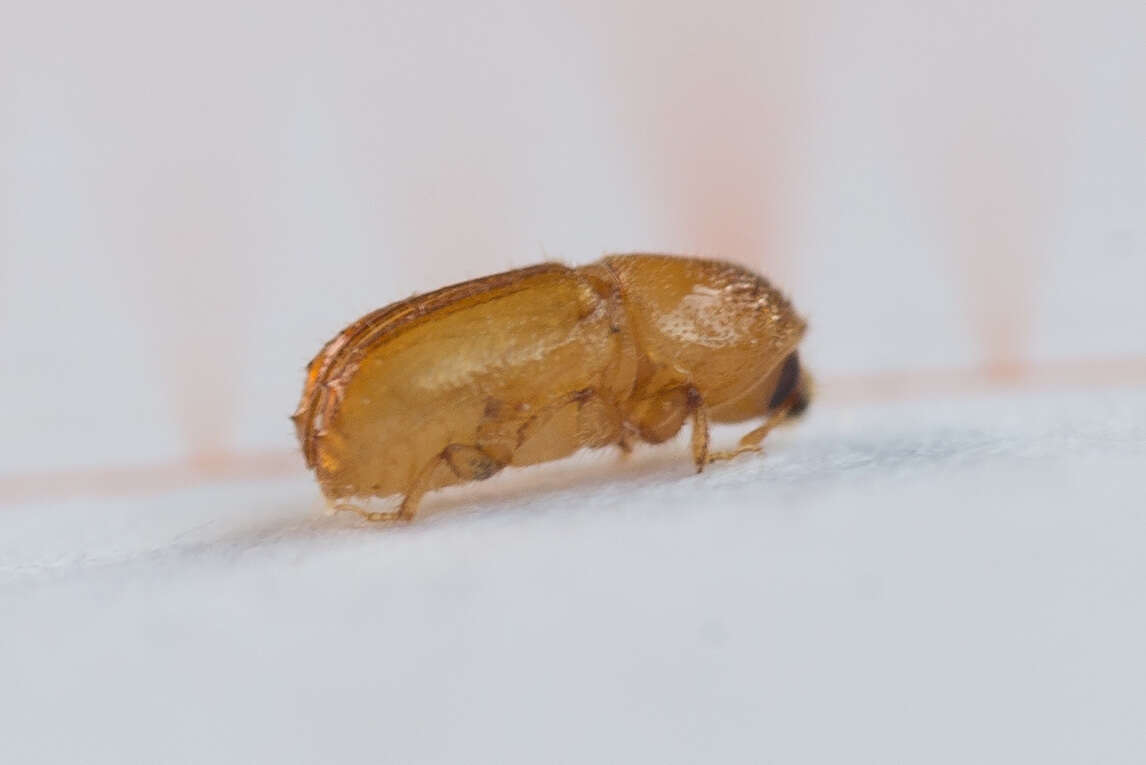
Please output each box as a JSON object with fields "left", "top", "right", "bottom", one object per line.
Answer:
{"left": 396, "top": 455, "right": 447, "bottom": 522}
{"left": 395, "top": 444, "right": 507, "bottom": 522}
{"left": 330, "top": 500, "right": 407, "bottom": 523}
{"left": 442, "top": 444, "right": 505, "bottom": 482}
{"left": 626, "top": 384, "right": 711, "bottom": 473}
{"left": 629, "top": 387, "right": 689, "bottom": 443}
{"left": 705, "top": 442, "right": 764, "bottom": 464}
{"left": 706, "top": 397, "right": 796, "bottom": 464}
{"left": 617, "top": 428, "right": 636, "bottom": 456}
{"left": 686, "top": 387, "right": 710, "bottom": 473}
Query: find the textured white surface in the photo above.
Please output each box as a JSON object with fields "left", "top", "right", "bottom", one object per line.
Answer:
{"left": 4, "top": 387, "right": 1145, "bottom": 763}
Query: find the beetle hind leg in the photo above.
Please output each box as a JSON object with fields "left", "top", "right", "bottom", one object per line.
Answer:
{"left": 626, "top": 384, "right": 711, "bottom": 473}
{"left": 330, "top": 500, "right": 407, "bottom": 523}
{"left": 396, "top": 444, "right": 507, "bottom": 522}
{"left": 331, "top": 444, "right": 507, "bottom": 524}
{"left": 443, "top": 444, "right": 505, "bottom": 482}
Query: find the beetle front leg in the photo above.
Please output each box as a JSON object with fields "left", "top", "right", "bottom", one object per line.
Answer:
{"left": 332, "top": 444, "right": 502, "bottom": 524}
{"left": 706, "top": 396, "right": 797, "bottom": 464}
{"left": 686, "top": 387, "right": 710, "bottom": 473}
{"left": 627, "top": 383, "right": 711, "bottom": 473}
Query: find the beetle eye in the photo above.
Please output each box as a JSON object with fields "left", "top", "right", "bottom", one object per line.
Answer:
{"left": 768, "top": 353, "right": 801, "bottom": 411}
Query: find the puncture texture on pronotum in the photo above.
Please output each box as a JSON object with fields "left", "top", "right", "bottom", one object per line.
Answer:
{"left": 293, "top": 254, "right": 812, "bottom": 522}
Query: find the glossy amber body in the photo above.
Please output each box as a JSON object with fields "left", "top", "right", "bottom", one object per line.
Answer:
{"left": 293, "top": 254, "right": 811, "bottom": 521}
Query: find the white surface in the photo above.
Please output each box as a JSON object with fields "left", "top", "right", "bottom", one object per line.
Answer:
{"left": 4, "top": 387, "right": 1145, "bottom": 763}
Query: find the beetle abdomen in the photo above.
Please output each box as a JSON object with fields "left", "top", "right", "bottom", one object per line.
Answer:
{"left": 297, "top": 263, "right": 629, "bottom": 500}
{"left": 292, "top": 263, "right": 565, "bottom": 468}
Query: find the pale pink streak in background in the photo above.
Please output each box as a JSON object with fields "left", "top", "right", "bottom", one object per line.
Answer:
{"left": 900, "top": 2, "right": 1071, "bottom": 380}
{"left": 574, "top": 0, "right": 818, "bottom": 287}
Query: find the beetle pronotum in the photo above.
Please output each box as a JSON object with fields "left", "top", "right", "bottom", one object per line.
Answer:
{"left": 293, "top": 254, "right": 812, "bottom": 522}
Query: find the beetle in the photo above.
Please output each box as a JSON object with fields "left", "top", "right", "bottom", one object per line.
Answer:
{"left": 293, "top": 253, "right": 812, "bottom": 522}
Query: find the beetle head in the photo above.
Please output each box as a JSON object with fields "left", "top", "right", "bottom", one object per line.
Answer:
{"left": 768, "top": 352, "right": 812, "bottom": 420}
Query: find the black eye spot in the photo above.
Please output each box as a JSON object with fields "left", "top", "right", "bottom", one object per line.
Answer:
{"left": 768, "top": 353, "right": 800, "bottom": 410}
{"left": 788, "top": 387, "right": 810, "bottom": 417}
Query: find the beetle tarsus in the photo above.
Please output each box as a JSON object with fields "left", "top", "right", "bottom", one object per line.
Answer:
{"left": 707, "top": 392, "right": 801, "bottom": 465}
{"left": 331, "top": 501, "right": 410, "bottom": 524}
{"left": 706, "top": 444, "right": 764, "bottom": 464}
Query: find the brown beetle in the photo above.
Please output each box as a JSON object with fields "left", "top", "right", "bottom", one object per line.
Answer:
{"left": 293, "top": 254, "right": 812, "bottom": 522}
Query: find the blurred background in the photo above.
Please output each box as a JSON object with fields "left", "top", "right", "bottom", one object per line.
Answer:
{"left": 2, "top": 0, "right": 1144, "bottom": 490}
{"left": 5, "top": 4, "right": 1146, "bottom": 763}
